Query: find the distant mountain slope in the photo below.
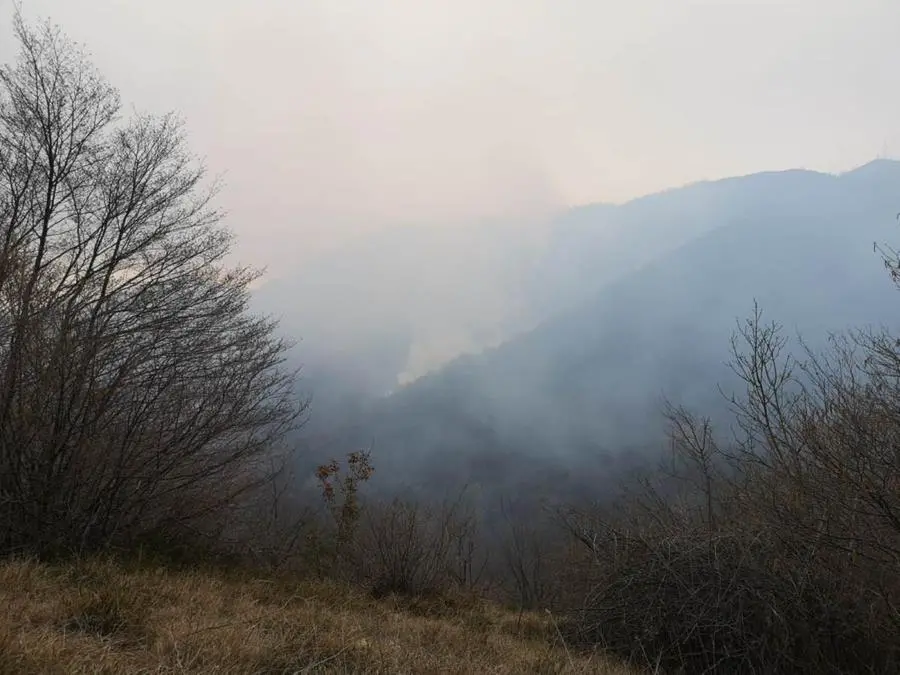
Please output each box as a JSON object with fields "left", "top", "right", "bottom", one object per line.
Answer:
{"left": 524, "top": 166, "right": 862, "bottom": 318}
{"left": 251, "top": 217, "right": 550, "bottom": 396}
{"left": 348, "top": 160, "right": 900, "bottom": 494}
{"left": 254, "top": 163, "right": 886, "bottom": 400}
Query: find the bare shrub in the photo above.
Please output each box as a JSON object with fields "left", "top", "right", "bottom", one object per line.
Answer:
{"left": 219, "top": 457, "right": 320, "bottom": 572}
{"left": 562, "top": 302, "right": 900, "bottom": 674}
{"left": 352, "top": 490, "right": 486, "bottom": 598}
{"left": 495, "top": 496, "right": 568, "bottom": 611}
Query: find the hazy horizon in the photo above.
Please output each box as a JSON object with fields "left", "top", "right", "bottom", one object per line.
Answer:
{"left": 3, "top": 0, "right": 899, "bottom": 278}
{"left": 4, "top": 1, "right": 900, "bottom": 386}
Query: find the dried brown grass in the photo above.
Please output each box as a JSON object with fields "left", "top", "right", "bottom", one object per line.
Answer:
{"left": 0, "top": 558, "right": 637, "bottom": 674}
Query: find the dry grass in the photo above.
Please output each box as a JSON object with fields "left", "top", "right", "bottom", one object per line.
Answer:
{"left": 0, "top": 558, "right": 636, "bottom": 674}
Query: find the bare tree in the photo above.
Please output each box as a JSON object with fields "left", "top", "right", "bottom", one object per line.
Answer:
{"left": 496, "top": 496, "right": 558, "bottom": 610}
{"left": 561, "top": 300, "right": 900, "bottom": 673}
{"left": 0, "top": 12, "right": 304, "bottom": 556}
{"left": 352, "top": 489, "right": 485, "bottom": 598}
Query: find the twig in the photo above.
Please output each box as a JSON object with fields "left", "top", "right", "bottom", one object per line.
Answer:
{"left": 182, "top": 618, "right": 259, "bottom": 638}
{"left": 299, "top": 645, "right": 352, "bottom": 673}
{"left": 545, "top": 609, "right": 576, "bottom": 671}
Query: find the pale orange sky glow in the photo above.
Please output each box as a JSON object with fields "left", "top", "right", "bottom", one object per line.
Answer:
{"left": 3, "top": 0, "right": 900, "bottom": 277}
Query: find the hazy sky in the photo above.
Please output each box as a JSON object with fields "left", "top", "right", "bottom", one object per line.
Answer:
{"left": 2, "top": 0, "right": 900, "bottom": 274}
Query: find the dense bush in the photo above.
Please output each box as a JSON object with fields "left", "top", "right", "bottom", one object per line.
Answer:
{"left": 561, "top": 304, "right": 900, "bottom": 673}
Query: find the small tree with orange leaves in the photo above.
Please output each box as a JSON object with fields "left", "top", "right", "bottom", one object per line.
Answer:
{"left": 316, "top": 450, "right": 375, "bottom": 551}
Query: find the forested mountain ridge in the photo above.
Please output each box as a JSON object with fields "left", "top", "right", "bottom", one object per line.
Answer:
{"left": 324, "top": 160, "right": 900, "bottom": 496}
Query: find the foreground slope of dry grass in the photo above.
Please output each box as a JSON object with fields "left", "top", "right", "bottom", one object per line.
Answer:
{"left": 0, "top": 559, "right": 636, "bottom": 674}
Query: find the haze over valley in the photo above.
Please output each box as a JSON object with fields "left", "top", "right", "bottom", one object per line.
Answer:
{"left": 3, "top": 3, "right": 900, "bottom": 672}
{"left": 255, "top": 159, "right": 900, "bottom": 499}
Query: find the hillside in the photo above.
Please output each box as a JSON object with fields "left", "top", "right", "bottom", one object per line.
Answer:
{"left": 335, "top": 160, "right": 900, "bottom": 497}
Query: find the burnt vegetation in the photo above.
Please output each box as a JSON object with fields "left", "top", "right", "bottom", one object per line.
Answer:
{"left": 1, "top": 12, "right": 898, "bottom": 675}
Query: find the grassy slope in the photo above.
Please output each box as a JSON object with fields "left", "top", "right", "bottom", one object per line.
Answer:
{"left": 0, "top": 559, "right": 635, "bottom": 674}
